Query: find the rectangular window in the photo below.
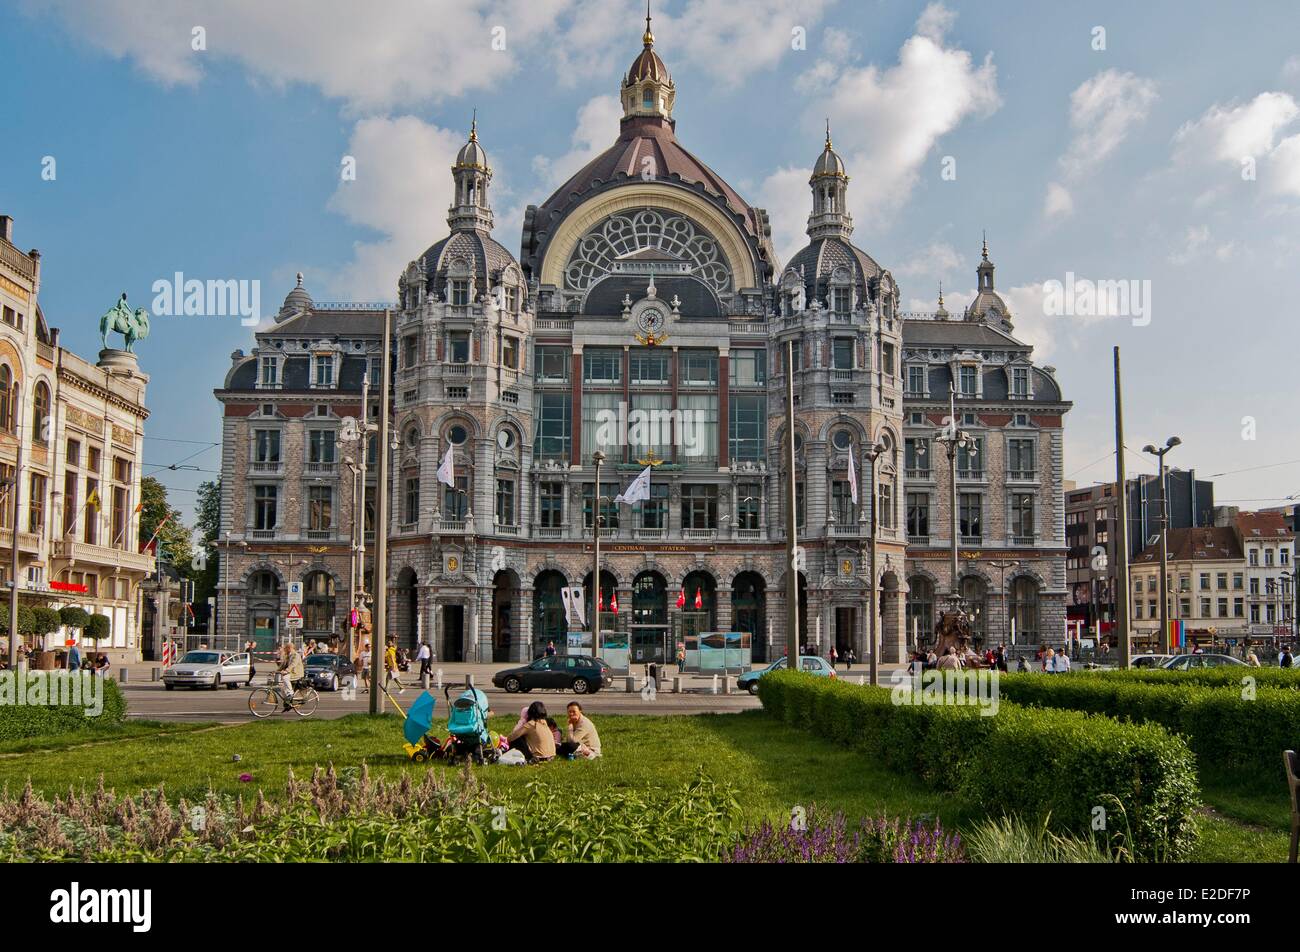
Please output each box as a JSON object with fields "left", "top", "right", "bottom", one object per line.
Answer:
{"left": 728, "top": 349, "right": 766, "bottom": 387}
{"left": 1012, "top": 367, "right": 1029, "bottom": 397}
{"left": 260, "top": 355, "right": 278, "bottom": 386}
{"left": 403, "top": 476, "right": 420, "bottom": 525}
{"left": 678, "top": 394, "right": 718, "bottom": 462}
{"left": 28, "top": 474, "right": 46, "bottom": 536}
{"left": 308, "top": 486, "right": 333, "bottom": 531}
{"left": 783, "top": 343, "right": 802, "bottom": 374}
{"left": 630, "top": 350, "right": 670, "bottom": 385}
{"left": 1249, "top": 578, "right": 1260, "bottom": 595}
{"left": 905, "top": 437, "right": 929, "bottom": 476}
{"left": 501, "top": 336, "right": 519, "bottom": 370}
{"left": 680, "top": 484, "right": 718, "bottom": 530}
{"left": 831, "top": 287, "right": 851, "bottom": 314}
{"left": 1233, "top": 572, "right": 1244, "bottom": 590}
{"left": 1234, "top": 597, "right": 1244, "bottom": 618}
{"left": 959, "top": 365, "right": 977, "bottom": 395}
{"left": 451, "top": 281, "right": 469, "bottom": 306}
{"left": 737, "top": 482, "right": 761, "bottom": 530}
{"left": 583, "top": 349, "right": 622, "bottom": 384}
{"left": 881, "top": 342, "right": 895, "bottom": 377}
{"left": 959, "top": 493, "right": 982, "bottom": 541}
{"left": 796, "top": 481, "right": 805, "bottom": 529}
{"left": 495, "top": 479, "right": 515, "bottom": 526}
{"left": 1217, "top": 597, "right": 1228, "bottom": 617}
{"left": 66, "top": 439, "right": 80, "bottom": 467}
{"left": 539, "top": 482, "right": 563, "bottom": 528}
{"left": 1265, "top": 549, "right": 1274, "bottom": 566}
{"left": 1008, "top": 438, "right": 1035, "bottom": 477}
{"left": 728, "top": 395, "right": 765, "bottom": 461}
{"left": 583, "top": 482, "right": 621, "bottom": 530}
{"left": 364, "top": 485, "right": 375, "bottom": 535}
{"left": 87, "top": 446, "right": 101, "bottom": 474}
{"left": 112, "top": 457, "right": 132, "bottom": 483}
{"left": 308, "top": 430, "right": 336, "bottom": 464}
{"left": 1199, "top": 573, "right": 1210, "bottom": 591}
{"left": 254, "top": 429, "right": 281, "bottom": 464}
{"left": 1216, "top": 572, "right": 1228, "bottom": 590}
{"left": 679, "top": 351, "right": 718, "bottom": 387}
{"left": 877, "top": 481, "right": 894, "bottom": 529}
{"left": 111, "top": 486, "right": 127, "bottom": 548}
{"left": 402, "top": 334, "right": 419, "bottom": 369}
{"left": 832, "top": 338, "right": 854, "bottom": 370}
{"left": 629, "top": 393, "right": 672, "bottom": 459}
{"left": 638, "top": 484, "right": 670, "bottom": 529}
{"left": 83, "top": 478, "right": 99, "bottom": 544}
{"left": 1249, "top": 549, "right": 1258, "bottom": 565}
{"left": 535, "top": 394, "right": 571, "bottom": 460}
{"left": 535, "top": 346, "right": 571, "bottom": 383}
{"left": 444, "top": 475, "right": 469, "bottom": 520}
{"left": 582, "top": 393, "right": 622, "bottom": 460}
{"left": 907, "top": 493, "right": 930, "bottom": 539}
{"left": 62, "top": 471, "right": 77, "bottom": 535}
{"left": 368, "top": 357, "right": 382, "bottom": 386}
{"left": 907, "top": 365, "right": 926, "bottom": 395}
{"left": 831, "top": 480, "right": 855, "bottom": 526}
{"left": 1011, "top": 493, "right": 1034, "bottom": 541}
{"left": 1200, "top": 597, "right": 1212, "bottom": 617}
{"left": 957, "top": 437, "right": 984, "bottom": 477}
{"left": 314, "top": 355, "right": 334, "bottom": 386}
{"left": 448, "top": 332, "right": 470, "bottom": 363}
{"left": 254, "top": 485, "right": 277, "bottom": 531}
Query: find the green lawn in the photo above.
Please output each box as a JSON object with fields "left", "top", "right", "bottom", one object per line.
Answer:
{"left": 0, "top": 711, "right": 1289, "bottom": 862}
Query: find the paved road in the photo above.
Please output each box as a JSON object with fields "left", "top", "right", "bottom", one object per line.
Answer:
{"left": 121, "top": 678, "right": 764, "bottom": 722}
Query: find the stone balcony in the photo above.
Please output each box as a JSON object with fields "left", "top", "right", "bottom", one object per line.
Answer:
{"left": 51, "top": 538, "right": 153, "bottom": 573}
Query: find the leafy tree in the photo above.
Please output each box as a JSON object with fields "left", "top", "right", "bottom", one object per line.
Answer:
{"left": 85, "top": 614, "right": 110, "bottom": 645}
{"left": 31, "top": 606, "right": 62, "bottom": 640}
{"left": 140, "top": 476, "right": 194, "bottom": 575}
{"left": 0, "top": 604, "right": 37, "bottom": 636}
{"left": 59, "top": 606, "right": 90, "bottom": 634}
{"left": 190, "top": 479, "right": 221, "bottom": 619}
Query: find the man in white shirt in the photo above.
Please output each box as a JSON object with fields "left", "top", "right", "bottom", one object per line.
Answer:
{"left": 416, "top": 640, "right": 432, "bottom": 681}
{"left": 1057, "top": 652, "right": 1071, "bottom": 673}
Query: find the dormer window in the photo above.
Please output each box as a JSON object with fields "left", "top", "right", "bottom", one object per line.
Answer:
{"left": 1012, "top": 367, "right": 1029, "bottom": 397}
{"left": 451, "top": 281, "right": 469, "bottom": 307}
{"left": 448, "top": 332, "right": 470, "bottom": 364}
{"left": 313, "top": 354, "right": 335, "bottom": 387}
{"left": 260, "top": 355, "right": 278, "bottom": 387}
{"left": 831, "top": 288, "right": 851, "bottom": 315}
{"left": 959, "top": 365, "right": 977, "bottom": 396}
{"left": 505, "top": 285, "right": 519, "bottom": 313}
{"left": 832, "top": 339, "right": 854, "bottom": 370}
{"left": 642, "top": 88, "right": 654, "bottom": 108}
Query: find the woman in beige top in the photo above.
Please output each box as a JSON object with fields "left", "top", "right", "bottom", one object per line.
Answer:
{"left": 507, "top": 701, "right": 556, "bottom": 762}
{"left": 561, "top": 701, "right": 602, "bottom": 759}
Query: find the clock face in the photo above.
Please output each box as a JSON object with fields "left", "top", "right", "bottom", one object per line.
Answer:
{"left": 637, "top": 307, "right": 666, "bottom": 333}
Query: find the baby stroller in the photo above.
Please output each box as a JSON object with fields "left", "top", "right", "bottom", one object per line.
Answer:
{"left": 443, "top": 684, "right": 499, "bottom": 764}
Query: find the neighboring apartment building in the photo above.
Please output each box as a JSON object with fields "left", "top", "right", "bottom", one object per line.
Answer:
{"left": 1235, "top": 510, "right": 1295, "bottom": 641}
{"left": 0, "top": 214, "right": 152, "bottom": 664}
{"left": 1130, "top": 526, "right": 1247, "bottom": 649}
{"left": 1065, "top": 481, "right": 1120, "bottom": 638}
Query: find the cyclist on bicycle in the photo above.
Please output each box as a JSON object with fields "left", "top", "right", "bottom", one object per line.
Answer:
{"left": 277, "top": 641, "right": 304, "bottom": 711}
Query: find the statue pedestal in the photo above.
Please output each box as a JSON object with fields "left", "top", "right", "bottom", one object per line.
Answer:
{"left": 97, "top": 348, "right": 140, "bottom": 376}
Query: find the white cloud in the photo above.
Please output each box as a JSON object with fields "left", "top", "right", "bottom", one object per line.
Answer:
{"left": 664, "top": 0, "right": 839, "bottom": 86}
{"left": 1283, "top": 54, "right": 1300, "bottom": 84}
{"left": 759, "top": 3, "right": 1000, "bottom": 260}
{"left": 1268, "top": 133, "right": 1300, "bottom": 197}
{"left": 894, "top": 241, "right": 964, "bottom": 279}
{"left": 24, "top": 0, "right": 573, "bottom": 112}
{"left": 1167, "top": 224, "right": 1211, "bottom": 265}
{"left": 531, "top": 95, "right": 623, "bottom": 191}
{"left": 1043, "top": 182, "right": 1074, "bottom": 220}
{"left": 1173, "top": 91, "right": 1299, "bottom": 165}
{"left": 324, "top": 117, "right": 467, "bottom": 300}
{"left": 1059, "top": 69, "right": 1158, "bottom": 180}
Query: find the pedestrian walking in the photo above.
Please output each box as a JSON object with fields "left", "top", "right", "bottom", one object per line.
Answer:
{"left": 675, "top": 642, "right": 686, "bottom": 673}
{"left": 417, "top": 639, "right": 432, "bottom": 682}
{"left": 356, "top": 639, "right": 371, "bottom": 693}
{"left": 545, "top": 640, "right": 556, "bottom": 658}
{"left": 1280, "top": 646, "right": 1294, "bottom": 668}
{"left": 830, "top": 645, "right": 838, "bottom": 668}
{"left": 66, "top": 641, "right": 81, "bottom": 671}
{"left": 845, "top": 648, "right": 854, "bottom": 670}
{"left": 384, "top": 638, "right": 406, "bottom": 694}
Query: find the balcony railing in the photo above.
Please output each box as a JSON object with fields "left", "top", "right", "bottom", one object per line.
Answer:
{"left": 734, "top": 528, "right": 763, "bottom": 541}
{"left": 957, "top": 469, "right": 985, "bottom": 480}
{"left": 439, "top": 519, "right": 466, "bottom": 533}
{"left": 830, "top": 524, "right": 863, "bottom": 537}
{"left": 306, "top": 529, "right": 333, "bottom": 541}
{"left": 536, "top": 526, "right": 563, "bottom": 539}
{"left": 306, "top": 462, "right": 336, "bottom": 475}
{"left": 905, "top": 468, "right": 931, "bottom": 479}
{"left": 682, "top": 528, "right": 716, "bottom": 540}
{"left": 1012, "top": 535, "right": 1035, "bottom": 546}
{"left": 51, "top": 539, "right": 153, "bottom": 572}
{"left": 250, "top": 460, "right": 282, "bottom": 474}
{"left": 831, "top": 369, "right": 854, "bottom": 380}
{"left": 961, "top": 534, "right": 983, "bottom": 545}
{"left": 250, "top": 529, "right": 276, "bottom": 540}
{"left": 495, "top": 524, "right": 520, "bottom": 536}
{"left": 636, "top": 528, "right": 666, "bottom": 540}
{"left": 1008, "top": 470, "right": 1037, "bottom": 481}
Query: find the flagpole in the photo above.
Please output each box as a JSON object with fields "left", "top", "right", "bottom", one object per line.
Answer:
{"left": 592, "top": 451, "right": 606, "bottom": 661}
{"left": 370, "top": 308, "right": 391, "bottom": 715}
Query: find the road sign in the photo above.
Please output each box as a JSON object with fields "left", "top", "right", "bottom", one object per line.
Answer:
{"left": 287, "top": 581, "right": 304, "bottom": 606}
{"left": 286, "top": 604, "right": 303, "bottom": 630}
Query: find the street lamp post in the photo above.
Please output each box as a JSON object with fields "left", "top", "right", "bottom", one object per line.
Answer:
{"left": 988, "top": 559, "right": 1018, "bottom": 649}
{"left": 1142, "top": 437, "right": 1181, "bottom": 654}
{"left": 864, "top": 440, "right": 886, "bottom": 686}
{"left": 935, "top": 384, "right": 971, "bottom": 612}
{"left": 591, "top": 451, "right": 606, "bottom": 658}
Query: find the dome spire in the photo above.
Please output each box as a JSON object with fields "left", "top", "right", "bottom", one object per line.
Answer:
{"left": 621, "top": 1, "right": 675, "bottom": 123}
{"left": 808, "top": 122, "right": 851, "bottom": 240}
{"left": 469, "top": 108, "right": 478, "bottom": 142}
{"left": 449, "top": 116, "right": 493, "bottom": 234}
{"left": 643, "top": 0, "right": 654, "bottom": 47}
{"left": 825, "top": 117, "right": 832, "bottom": 150}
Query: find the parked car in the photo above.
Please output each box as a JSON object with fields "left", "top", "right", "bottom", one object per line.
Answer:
{"left": 737, "top": 655, "right": 836, "bottom": 695}
{"left": 1160, "top": 653, "right": 1248, "bottom": 670}
{"left": 163, "top": 651, "right": 252, "bottom": 690}
{"left": 304, "top": 653, "right": 355, "bottom": 691}
{"left": 492, "top": 655, "right": 612, "bottom": 694}
{"left": 1129, "top": 654, "right": 1174, "bottom": 669}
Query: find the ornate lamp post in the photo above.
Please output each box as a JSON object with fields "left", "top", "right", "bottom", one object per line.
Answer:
{"left": 1142, "top": 437, "right": 1181, "bottom": 654}
{"left": 864, "top": 440, "right": 886, "bottom": 686}
{"left": 591, "top": 451, "right": 606, "bottom": 658}
{"left": 935, "top": 384, "right": 972, "bottom": 614}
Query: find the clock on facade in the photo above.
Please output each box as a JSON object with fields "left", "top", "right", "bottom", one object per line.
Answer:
{"left": 636, "top": 306, "right": 667, "bottom": 335}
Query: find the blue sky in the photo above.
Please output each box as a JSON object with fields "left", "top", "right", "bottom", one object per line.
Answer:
{"left": 3, "top": 0, "right": 1300, "bottom": 522}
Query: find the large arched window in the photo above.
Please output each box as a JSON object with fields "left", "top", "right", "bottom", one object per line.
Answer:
{"left": 0, "top": 365, "right": 13, "bottom": 432}
{"left": 1010, "top": 576, "right": 1041, "bottom": 643}
{"left": 959, "top": 576, "right": 988, "bottom": 640}
{"left": 32, "top": 381, "right": 50, "bottom": 444}
{"left": 533, "top": 570, "right": 567, "bottom": 653}
{"left": 907, "top": 576, "right": 935, "bottom": 644}
{"left": 302, "top": 571, "right": 335, "bottom": 633}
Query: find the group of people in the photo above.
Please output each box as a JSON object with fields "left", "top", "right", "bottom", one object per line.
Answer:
{"left": 908, "top": 644, "right": 1013, "bottom": 672}
{"left": 505, "top": 700, "right": 602, "bottom": 762}
{"left": 825, "top": 646, "right": 857, "bottom": 669}
{"left": 0, "top": 642, "right": 111, "bottom": 674}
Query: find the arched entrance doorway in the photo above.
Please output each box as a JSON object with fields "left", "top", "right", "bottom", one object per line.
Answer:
{"left": 492, "top": 569, "right": 519, "bottom": 662}
{"left": 1010, "top": 576, "right": 1041, "bottom": 644}
{"left": 732, "top": 572, "right": 766, "bottom": 662}
{"left": 960, "top": 575, "right": 989, "bottom": 646}
{"left": 246, "top": 570, "right": 280, "bottom": 654}
{"left": 677, "top": 570, "right": 717, "bottom": 658}
{"left": 394, "top": 568, "right": 419, "bottom": 652}
{"left": 302, "top": 571, "right": 335, "bottom": 643}
{"left": 907, "top": 575, "right": 935, "bottom": 648}
{"left": 532, "top": 570, "right": 566, "bottom": 657}
{"left": 582, "top": 569, "right": 619, "bottom": 656}
{"left": 630, "top": 570, "right": 668, "bottom": 664}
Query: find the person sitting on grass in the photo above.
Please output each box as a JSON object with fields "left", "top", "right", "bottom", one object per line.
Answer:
{"left": 507, "top": 701, "right": 556, "bottom": 762}
{"left": 558, "top": 701, "right": 602, "bottom": 759}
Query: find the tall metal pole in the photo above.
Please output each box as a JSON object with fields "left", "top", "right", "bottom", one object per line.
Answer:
{"left": 947, "top": 385, "right": 960, "bottom": 602}
{"left": 347, "top": 461, "right": 358, "bottom": 659}
{"left": 1156, "top": 454, "right": 1170, "bottom": 655}
{"left": 591, "top": 451, "right": 605, "bottom": 658}
{"left": 222, "top": 529, "right": 230, "bottom": 650}
{"left": 357, "top": 375, "right": 369, "bottom": 649}
{"left": 785, "top": 340, "right": 799, "bottom": 663}
{"left": 369, "top": 309, "right": 391, "bottom": 714}
{"left": 7, "top": 389, "right": 23, "bottom": 668}
{"left": 868, "top": 445, "right": 879, "bottom": 686}
{"left": 1113, "top": 347, "right": 1131, "bottom": 669}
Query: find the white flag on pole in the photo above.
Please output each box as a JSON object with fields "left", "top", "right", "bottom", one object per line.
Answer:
{"left": 847, "top": 448, "right": 859, "bottom": 505}
{"left": 436, "top": 445, "right": 455, "bottom": 487}
{"left": 615, "top": 465, "right": 652, "bottom": 505}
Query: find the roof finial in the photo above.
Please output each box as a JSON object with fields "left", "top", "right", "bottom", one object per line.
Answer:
{"left": 643, "top": 0, "right": 654, "bottom": 47}
{"left": 981, "top": 230, "right": 988, "bottom": 259}
{"left": 295, "top": 271, "right": 304, "bottom": 288}
{"left": 469, "top": 108, "right": 478, "bottom": 142}
{"left": 937, "top": 281, "right": 944, "bottom": 307}
{"left": 825, "top": 117, "right": 832, "bottom": 150}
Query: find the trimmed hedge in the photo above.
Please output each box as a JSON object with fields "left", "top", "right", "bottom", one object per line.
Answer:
{"left": 0, "top": 672, "right": 127, "bottom": 740}
{"left": 759, "top": 671, "right": 1200, "bottom": 861}
{"left": 997, "top": 673, "right": 1300, "bottom": 785}
{"left": 1087, "top": 667, "right": 1300, "bottom": 690}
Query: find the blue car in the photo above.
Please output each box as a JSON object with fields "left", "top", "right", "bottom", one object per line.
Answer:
{"left": 737, "top": 655, "right": 836, "bottom": 695}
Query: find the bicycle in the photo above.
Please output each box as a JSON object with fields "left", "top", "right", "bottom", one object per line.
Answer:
{"left": 248, "top": 675, "right": 319, "bottom": 718}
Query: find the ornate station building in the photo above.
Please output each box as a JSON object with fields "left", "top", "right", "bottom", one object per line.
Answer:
{"left": 215, "top": 15, "right": 1070, "bottom": 663}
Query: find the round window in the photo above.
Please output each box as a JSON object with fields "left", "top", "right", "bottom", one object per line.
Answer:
{"left": 832, "top": 430, "right": 853, "bottom": 451}
{"left": 497, "top": 429, "right": 515, "bottom": 449}
{"left": 404, "top": 426, "right": 419, "bottom": 448}
{"left": 448, "top": 424, "right": 468, "bottom": 445}
{"left": 793, "top": 433, "right": 804, "bottom": 454}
